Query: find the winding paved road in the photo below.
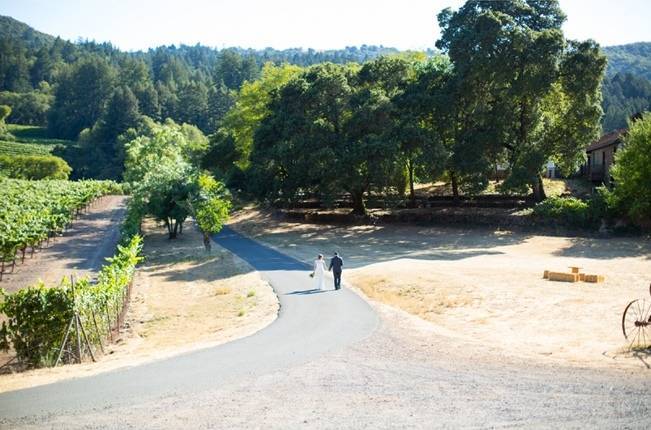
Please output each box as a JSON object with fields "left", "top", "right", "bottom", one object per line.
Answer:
{"left": 0, "top": 227, "right": 378, "bottom": 421}
{"left": 0, "top": 227, "right": 649, "bottom": 428}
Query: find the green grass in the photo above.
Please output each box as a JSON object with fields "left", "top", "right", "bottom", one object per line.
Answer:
{"left": 7, "top": 124, "right": 72, "bottom": 146}
{"left": 0, "top": 124, "right": 73, "bottom": 157}
{"left": 0, "top": 140, "right": 56, "bottom": 156}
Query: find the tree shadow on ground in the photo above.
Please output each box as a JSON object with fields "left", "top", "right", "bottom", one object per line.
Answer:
{"left": 143, "top": 252, "right": 251, "bottom": 283}
{"left": 42, "top": 201, "right": 126, "bottom": 271}
{"left": 552, "top": 237, "right": 651, "bottom": 260}
{"left": 229, "top": 219, "right": 526, "bottom": 269}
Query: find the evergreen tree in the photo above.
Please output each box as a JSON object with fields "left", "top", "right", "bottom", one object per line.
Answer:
{"left": 47, "top": 56, "right": 116, "bottom": 139}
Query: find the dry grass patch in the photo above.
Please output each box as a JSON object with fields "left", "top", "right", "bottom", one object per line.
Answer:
{"left": 352, "top": 274, "right": 473, "bottom": 320}
{"left": 123, "top": 218, "right": 277, "bottom": 354}
{"left": 215, "top": 287, "right": 231, "bottom": 295}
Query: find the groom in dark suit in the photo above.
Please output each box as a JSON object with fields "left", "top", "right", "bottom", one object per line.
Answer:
{"left": 329, "top": 252, "right": 344, "bottom": 290}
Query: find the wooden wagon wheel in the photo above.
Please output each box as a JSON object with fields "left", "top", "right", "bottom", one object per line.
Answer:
{"left": 622, "top": 297, "right": 651, "bottom": 348}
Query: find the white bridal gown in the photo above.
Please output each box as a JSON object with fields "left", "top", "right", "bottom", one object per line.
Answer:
{"left": 313, "top": 259, "right": 327, "bottom": 290}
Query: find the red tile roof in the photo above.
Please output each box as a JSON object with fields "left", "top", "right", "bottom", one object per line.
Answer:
{"left": 586, "top": 129, "right": 626, "bottom": 153}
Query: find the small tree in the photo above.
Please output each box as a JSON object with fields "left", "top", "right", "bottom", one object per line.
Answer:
{"left": 125, "top": 121, "right": 230, "bottom": 241}
{"left": 608, "top": 113, "right": 651, "bottom": 225}
{"left": 189, "top": 173, "right": 231, "bottom": 252}
{"left": 0, "top": 104, "right": 11, "bottom": 137}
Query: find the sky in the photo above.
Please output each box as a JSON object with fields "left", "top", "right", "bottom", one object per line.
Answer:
{"left": 1, "top": 0, "right": 650, "bottom": 51}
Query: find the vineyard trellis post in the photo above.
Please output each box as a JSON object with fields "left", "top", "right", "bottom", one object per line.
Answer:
{"left": 54, "top": 275, "right": 96, "bottom": 366}
{"left": 55, "top": 317, "right": 75, "bottom": 367}
{"left": 78, "top": 313, "right": 95, "bottom": 362}
{"left": 90, "top": 308, "right": 105, "bottom": 354}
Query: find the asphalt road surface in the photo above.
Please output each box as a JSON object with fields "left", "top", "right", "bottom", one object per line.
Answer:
{"left": 0, "top": 227, "right": 378, "bottom": 421}
{"left": 0, "top": 227, "right": 649, "bottom": 429}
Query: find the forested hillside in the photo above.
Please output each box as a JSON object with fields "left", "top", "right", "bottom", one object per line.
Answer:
{"left": 602, "top": 72, "right": 651, "bottom": 131}
{"left": 603, "top": 42, "right": 651, "bottom": 80}
{"left": 0, "top": 13, "right": 649, "bottom": 180}
{"left": 0, "top": 14, "right": 406, "bottom": 133}
{"left": 601, "top": 43, "right": 651, "bottom": 131}
{"left": 0, "top": 15, "right": 421, "bottom": 178}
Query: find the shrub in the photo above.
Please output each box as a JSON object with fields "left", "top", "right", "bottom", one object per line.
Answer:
{"left": 0, "top": 235, "right": 142, "bottom": 367}
{"left": 0, "top": 284, "right": 74, "bottom": 367}
{"left": 608, "top": 112, "right": 651, "bottom": 226}
{"left": 533, "top": 196, "right": 606, "bottom": 229}
{"left": 0, "top": 154, "right": 72, "bottom": 180}
{"left": 0, "top": 104, "right": 11, "bottom": 139}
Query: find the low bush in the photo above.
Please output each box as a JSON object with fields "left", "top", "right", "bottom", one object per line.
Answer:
{"left": 533, "top": 195, "right": 607, "bottom": 229}
{"left": 0, "top": 154, "right": 72, "bottom": 180}
{"left": 0, "top": 283, "right": 73, "bottom": 367}
{"left": 0, "top": 235, "right": 142, "bottom": 367}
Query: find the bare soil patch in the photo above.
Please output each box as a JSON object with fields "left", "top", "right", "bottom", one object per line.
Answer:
{"left": 230, "top": 207, "right": 651, "bottom": 370}
{"left": 0, "top": 219, "right": 278, "bottom": 393}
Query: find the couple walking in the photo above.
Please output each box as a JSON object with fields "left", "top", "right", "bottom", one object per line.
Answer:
{"left": 312, "top": 252, "right": 343, "bottom": 291}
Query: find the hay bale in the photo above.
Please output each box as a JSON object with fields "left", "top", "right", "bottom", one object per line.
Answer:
{"left": 579, "top": 273, "right": 586, "bottom": 282}
{"left": 584, "top": 274, "right": 605, "bottom": 283}
{"left": 543, "top": 270, "right": 549, "bottom": 279}
{"left": 548, "top": 272, "right": 579, "bottom": 283}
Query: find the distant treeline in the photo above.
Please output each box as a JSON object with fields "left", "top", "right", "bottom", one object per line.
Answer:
{"left": 1, "top": 14, "right": 650, "bottom": 140}
{"left": 0, "top": 14, "right": 416, "bottom": 137}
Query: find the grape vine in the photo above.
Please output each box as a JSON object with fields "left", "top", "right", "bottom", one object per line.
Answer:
{"left": 0, "top": 178, "right": 122, "bottom": 275}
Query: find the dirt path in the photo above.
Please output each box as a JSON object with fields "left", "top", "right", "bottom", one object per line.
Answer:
{"left": 0, "top": 195, "right": 128, "bottom": 293}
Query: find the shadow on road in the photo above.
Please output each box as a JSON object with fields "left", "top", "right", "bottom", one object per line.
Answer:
{"left": 286, "top": 289, "right": 330, "bottom": 295}
{"left": 213, "top": 227, "right": 310, "bottom": 272}
{"left": 228, "top": 216, "right": 526, "bottom": 269}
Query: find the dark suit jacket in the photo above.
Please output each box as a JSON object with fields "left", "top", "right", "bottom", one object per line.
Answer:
{"left": 329, "top": 256, "right": 343, "bottom": 273}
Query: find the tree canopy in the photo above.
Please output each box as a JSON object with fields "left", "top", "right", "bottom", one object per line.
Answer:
{"left": 608, "top": 113, "right": 651, "bottom": 224}
{"left": 124, "top": 120, "right": 229, "bottom": 240}
{"left": 436, "top": 0, "right": 606, "bottom": 201}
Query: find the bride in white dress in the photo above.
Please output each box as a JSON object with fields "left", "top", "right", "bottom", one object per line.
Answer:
{"left": 313, "top": 254, "right": 328, "bottom": 291}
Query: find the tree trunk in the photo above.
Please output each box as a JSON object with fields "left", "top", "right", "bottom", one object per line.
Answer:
{"left": 166, "top": 219, "right": 173, "bottom": 239}
{"left": 408, "top": 159, "right": 416, "bottom": 208}
{"left": 450, "top": 171, "right": 460, "bottom": 202}
{"left": 351, "top": 191, "right": 366, "bottom": 216}
{"left": 203, "top": 232, "right": 212, "bottom": 253}
{"left": 532, "top": 173, "right": 546, "bottom": 202}
{"left": 169, "top": 219, "right": 179, "bottom": 239}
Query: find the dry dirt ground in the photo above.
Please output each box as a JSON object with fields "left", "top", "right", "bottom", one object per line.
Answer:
{"left": 0, "top": 195, "right": 127, "bottom": 293}
{"left": 415, "top": 177, "right": 592, "bottom": 198}
{"left": 230, "top": 207, "right": 651, "bottom": 370}
{"left": 0, "top": 219, "right": 278, "bottom": 393}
